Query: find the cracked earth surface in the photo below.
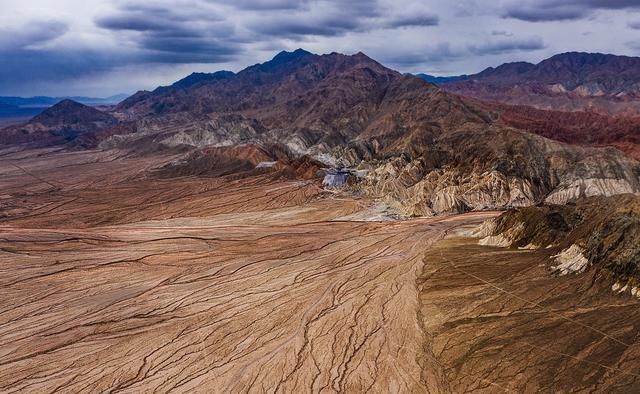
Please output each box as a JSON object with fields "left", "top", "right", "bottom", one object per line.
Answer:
{"left": 1, "top": 148, "right": 638, "bottom": 392}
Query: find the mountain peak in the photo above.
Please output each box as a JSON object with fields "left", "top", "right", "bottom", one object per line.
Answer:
{"left": 32, "top": 99, "right": 115, "bottom": 126}
{"left": 270, "top": 48, "right": 313, "bottom": 64}
{"left": 171, "top": 70, "right": 235, "bottom": 89}
{"left": 54, "top": 98, "right": 85, "bottom": 108}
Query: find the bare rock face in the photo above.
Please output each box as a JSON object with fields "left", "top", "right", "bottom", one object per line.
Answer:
{"left": 158, "top": 114, "right": 267, "bottom": 148}
{"left": 360, "top": 162, "right": 538, "bottom": 216}
{"left": 474, "top": 194, "right": 640, "bottom": 285}
{"left": 354, "top": 129, "right": 639, "bottom": 216}
{"left": 545, "top": 178, "right": 637, "bottom": 204}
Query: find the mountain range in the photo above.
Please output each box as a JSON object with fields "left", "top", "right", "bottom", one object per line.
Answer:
{"left": 0, "top": 94, "right": 129, "bottom": 108}
{"left": 3, "top": 48, "right": 638, "bottom": 216}
{"left": 423, "top": 52, "right": 640, "bottom": 114}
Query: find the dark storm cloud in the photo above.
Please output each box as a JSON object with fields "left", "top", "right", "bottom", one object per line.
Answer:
{"left": 95, "top": 4, "right": 240, "bottom": 63}
{"left": 207, "top": 0, "right": 307, "bottom": 10}
{"left": 0, "top": 47, "right": 129, "bottom": 88}
{"left": 96, "top": 15, "right": 181, "bottom": 32}
{"left": 0, "top": 21, "right": 99, "bottom": 93}
{"left": 248, "top": 14, "right": 364, "bottom": 37}
{"left": 629, "top": 21, "right": 640, "bottom": 30}
{"left": 242, "top": 0, "right": 387, "bottom": 37}
{"left": 503, "top": 6, "right": 586, "bottom": 22}
{"left": 384, "top": 12, "right": 439, "bottom": 28}
{"left": 502, "top": 0, "right": 640, "bottom": 22}
{"left": 0, "top": 20, "right": 69, "bottom": 49}
{"left": 468, "top": 37, "right": 545, "bottom": 55}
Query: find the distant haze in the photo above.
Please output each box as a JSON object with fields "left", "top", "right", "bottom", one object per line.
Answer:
{"left": 1, "top": 0, "right": 640, "bottom": 96}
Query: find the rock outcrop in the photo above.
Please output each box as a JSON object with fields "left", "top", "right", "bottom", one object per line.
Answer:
{"left": 475, "top": 194, "right": 640, "bottom": 284}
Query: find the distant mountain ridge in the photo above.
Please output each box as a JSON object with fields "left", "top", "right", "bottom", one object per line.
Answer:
{"left": 415, "top": 74, "right": 468, "bottom": 84}
{"left": 0, "top": 94, "right": 129, "bottom": 108}
{"left": 439, "top": 52, "right": 640, "bottom": 114}
{"left": 0, "top": 99, "right": 117, "bottom": 145}
{"left": 31, "top": 99, "right": 116, "bottom": 126}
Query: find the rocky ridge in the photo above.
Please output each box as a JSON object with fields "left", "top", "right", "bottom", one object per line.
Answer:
{"left": 474, "top": 194, "right": 640, "bottom": 287}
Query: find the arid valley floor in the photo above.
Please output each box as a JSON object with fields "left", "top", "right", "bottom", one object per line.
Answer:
{"left": 1, "top": 147, "right": 639, "bottom": 393}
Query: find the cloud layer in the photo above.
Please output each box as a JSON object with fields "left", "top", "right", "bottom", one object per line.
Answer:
{"left": 0, "top": 0, "right": 639, "bottom": 95}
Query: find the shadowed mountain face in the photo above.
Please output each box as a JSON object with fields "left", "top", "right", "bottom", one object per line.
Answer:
{"left": 0, "top": 99, "right": 117, "bottom": 146}
{"left": 31, "top": 99, "right": 115, "bottom": 126}
{"left": 443, "top": 52, "right": 640, "bottom": 115}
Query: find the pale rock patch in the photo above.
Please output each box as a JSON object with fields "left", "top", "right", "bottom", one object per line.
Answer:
{"left": 545, "top": 178, "right": 637, "bottom": 205}
{"left": 551, "top": 244, "right": 590, "bottom": 275}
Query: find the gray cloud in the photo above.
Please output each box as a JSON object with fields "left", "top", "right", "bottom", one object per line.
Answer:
{"left": 95, "top": 4, "right": 239, "bottom": 63}
{"left": 468, "top": 37, "right": 545, "bottom": 55}
{"left": 380, "top": 43, "right": 465, "bottom": 68}
{"left": 384, "top": 12, "right": 439, "bottom": 28}
{"left": 491, "top": 30, "right": 513, "bottom": 37}
{"left": 503, "top": 6, "right": 586, "bottom": 22}
{"left": 503, "top": 0, "right": 640, "bottom": 22}
{"left": 629, "top": 21, "right": 640, "bottom": 30}
{"left": 1, "top": 0, "right": 637, "bottom": 96}
{"left": 0, "top": 20, "right": 69, "bottom": 50}
{"left": 207, "top": 0, "right": 308, "bottom": 10}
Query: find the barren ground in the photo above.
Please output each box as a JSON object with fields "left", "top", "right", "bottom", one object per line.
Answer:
{"left": 0, "top": 148, "right": 638, "bottom": 392}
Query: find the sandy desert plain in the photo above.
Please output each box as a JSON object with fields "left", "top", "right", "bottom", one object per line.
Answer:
{"left": 0, "top": 145, "right": 638, "bottom": 393}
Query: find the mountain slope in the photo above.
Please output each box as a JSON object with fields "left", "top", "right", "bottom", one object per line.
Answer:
{"left": 104, "top": 50, "right": 640, "bottom": 215}
{"left": 478, "top": 194, "right": 640, "bottom": 284}
{"left": 466, "top": 98, "right": 640, "bottom": 160}
{"left": 2, "top": 50, "right": 638, "bottom": 216}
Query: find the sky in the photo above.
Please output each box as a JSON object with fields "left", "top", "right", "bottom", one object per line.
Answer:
{"left": 1, "top": 0, "right": 640, "bottom": 97}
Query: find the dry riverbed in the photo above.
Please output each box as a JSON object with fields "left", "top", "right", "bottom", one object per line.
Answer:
{"left": 0, "top": 148, "right": 637, "bottom": 392}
